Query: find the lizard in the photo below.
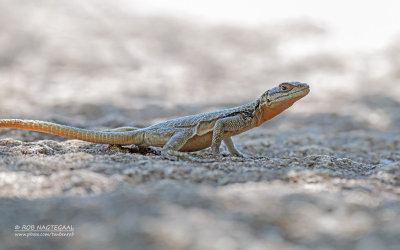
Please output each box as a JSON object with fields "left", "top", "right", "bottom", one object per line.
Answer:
{"left": 0, "top": 81, "right": 309, "bottom": 161}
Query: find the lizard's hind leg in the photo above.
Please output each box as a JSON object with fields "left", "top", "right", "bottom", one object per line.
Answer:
{"left": 162, "top": 129, "right": 213, "bottom": 163}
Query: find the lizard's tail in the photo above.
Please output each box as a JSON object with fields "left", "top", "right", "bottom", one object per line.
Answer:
{"left": 0, "top": 119, "right": 143, "bottom": 145}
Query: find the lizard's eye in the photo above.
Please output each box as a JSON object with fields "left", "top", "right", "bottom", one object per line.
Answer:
{"left": 280, "top": 85, "right": 288, "bottom": 91}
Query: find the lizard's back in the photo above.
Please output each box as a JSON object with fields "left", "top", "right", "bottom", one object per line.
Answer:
{"left": 149, "top": 101, "right": 256, "bottom": 129}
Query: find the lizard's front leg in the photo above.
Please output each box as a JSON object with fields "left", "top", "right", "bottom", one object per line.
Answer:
{"left": 211, "top": 115, "right": 252, "bottom": 156}
{"left": 223, "top": 137, "right": 249, "bottom": 158}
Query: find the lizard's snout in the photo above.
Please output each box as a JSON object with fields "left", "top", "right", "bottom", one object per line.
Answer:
{"left": 293, "top": 82, "right": 310, "bottom": 92}
{"left": 300, "top": 83, "right": 310, "bottom": 95}
{"left": 301, "top": 83, "right": 310, "bottom": 89}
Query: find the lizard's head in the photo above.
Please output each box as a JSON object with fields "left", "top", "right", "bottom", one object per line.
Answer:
{"left": 259, "top": 81, "right": 310, "bottom": 109}
{"left": 252, "top": 81, "right": 309, "bottom": 125}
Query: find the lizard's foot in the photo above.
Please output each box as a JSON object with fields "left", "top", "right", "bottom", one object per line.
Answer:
{"left": 207, "top": 151, "right": 248, "bottom": 160}
{"left": 231, "top": 151, "right": 251, "bottom": 158}
{"left": 162, "top": 150, "right": 214, "bottom": 163}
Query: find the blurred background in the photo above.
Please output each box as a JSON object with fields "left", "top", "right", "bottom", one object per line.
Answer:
{"left": 0, "top": 0, "right": 399, "bottom": 131}
{"left": 1, "top": 1, "right": 400, "bottom": 250}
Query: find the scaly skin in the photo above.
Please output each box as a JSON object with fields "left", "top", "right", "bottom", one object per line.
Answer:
{"left": 0, "top": 82, "right": 309, "bottom": 159}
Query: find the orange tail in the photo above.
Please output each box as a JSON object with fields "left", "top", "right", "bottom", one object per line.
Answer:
{"left": 0, "top": 119, "right": 142, "bottom": 145}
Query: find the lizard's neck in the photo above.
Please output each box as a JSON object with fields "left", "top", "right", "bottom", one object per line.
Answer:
{"left": 253, "top": 97, "right": 300, "bottom": 127}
